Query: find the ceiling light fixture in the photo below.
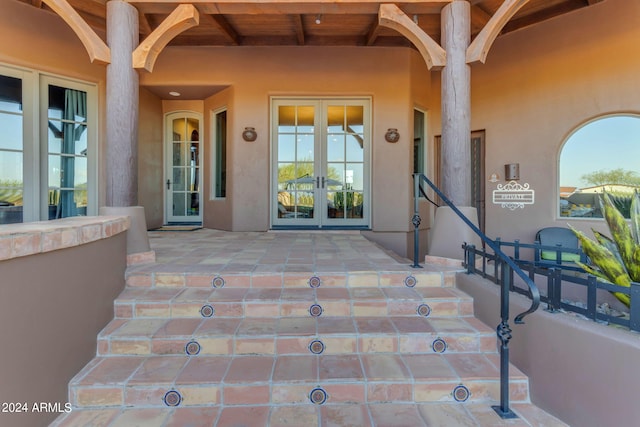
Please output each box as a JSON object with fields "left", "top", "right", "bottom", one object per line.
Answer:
{"left": 315, "top": 14, "right": 322, "bottom": 25}
{"left": 169, "top": 91, "right": 181, "bottom": 97}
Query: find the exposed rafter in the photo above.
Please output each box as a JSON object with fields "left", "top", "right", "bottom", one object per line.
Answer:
{"left": 208, "top": 13, "right": 240, "bottom": 45}
{"left": 132, "top": 4, "right": 200, "bottom": 72}
{"left": 293, "top": 14, "right": 305, "bottom": 45}
{"left": 365, "top": 22, "right": 382, "bottom": 46}
{"left": 41, "top": 0, "right": 110, "bottom": 64}
{"left": 378, "top": 3, "right": 446, "bottom": 70}
{"left": 138, "top": 9, "right": 153, "bottom": 37}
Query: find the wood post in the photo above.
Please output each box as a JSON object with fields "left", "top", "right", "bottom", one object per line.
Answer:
{"left": 441, "top": 0, "right": 471, "bottom": 206}
{"left": 106, "top": 0, "right": 139, "bottom": 206}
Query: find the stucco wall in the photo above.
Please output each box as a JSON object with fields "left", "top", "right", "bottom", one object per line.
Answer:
{"left": 456, "top": 272, "right": 640, "bottom": 427}
{"left": 0, "top": 218, "right": 127, "bottom": 427}
{"left": 429, "top": 0, "right": 640, "bottom": 246}
{"left": 141, "top": 46, "right": 424, "bottom": 237}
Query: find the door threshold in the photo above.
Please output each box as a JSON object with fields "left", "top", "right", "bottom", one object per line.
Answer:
{"left": 271, "top": 225, "right": 370, "bottom": 231}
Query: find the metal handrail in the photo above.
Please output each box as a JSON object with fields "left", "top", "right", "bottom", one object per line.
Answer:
{"left": 412, "top": 173, "right": 541, "bottom": 418}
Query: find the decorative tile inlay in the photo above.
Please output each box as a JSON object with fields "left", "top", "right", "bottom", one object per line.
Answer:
{"left": 211, "top": 276, "right": 225, "bottom": 288}
{"left": 309, "top": 339, "right": 325, "bottom": 354}
{"left": 432, "top": 337, "right": 447, "bottom": 353}
{"left": 404, "top": 275, "right": 417, "bottom": 288}
{"left": 200, "top": 304, "right": 215, "bottom": 318}
{"left": 453, "top": 384, "right": 470, "bottom": 402}
{"left": 309, "top": 387, "right": 327, "bottom": 405}
{"left": 309, "top": 304, "right": 323, "bottom": 317}
{"left": 163, "top": 390, "right": 182, "bottom": 407}
{"left": 417, "top": 303, "right": 431, "bottom": 317}
{"left": 308, "top": 276, "right": 322, "bottom": 288}
{"left": 185, "top": 340, "right": 201, "bottom": 356}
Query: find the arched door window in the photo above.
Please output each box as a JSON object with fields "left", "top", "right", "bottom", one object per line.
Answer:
{"left": 559, "top": 115, "right": 640, "bottom": 218}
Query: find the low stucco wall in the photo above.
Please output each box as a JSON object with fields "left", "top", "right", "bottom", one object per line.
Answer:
{"left": 456, "top": 272, "right": 640, "bottom": 427}
{"left": 0, "top": 217, "right": 128, "bottom": 427}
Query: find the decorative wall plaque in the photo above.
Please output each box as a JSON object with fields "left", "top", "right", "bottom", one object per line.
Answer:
{"left": 492, "top": 181, "right": 535, "bottom": 210}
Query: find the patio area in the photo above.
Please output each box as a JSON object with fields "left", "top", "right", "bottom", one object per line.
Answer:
{"left": 133, "top": 229, "right": 420, "bottom": 274}
{"left": 51, "top": 229, "right": 567, "bottom": 427}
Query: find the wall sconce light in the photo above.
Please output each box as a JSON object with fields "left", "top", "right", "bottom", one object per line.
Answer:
{"left": 315, "top": 14, "right": 322, "bottom": 24}
{"left": 242, "top": 127, "right": 257, "bottom": 142}
{"left": 385, "top": 128, "right": 400, "bottom": 143}
{"left": 505, "top": 163, "right": 520, "bottom": 180}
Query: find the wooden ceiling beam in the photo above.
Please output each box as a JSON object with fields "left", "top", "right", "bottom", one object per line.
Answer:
{"left": 502, "top": 0, "right": 585, "bottom": 34}
{"left": 138, "top": 1, "right": 451, "bottom": 16}
{"left": 378, "top": 3, "right": 445, "bottom": 70}
{"left": 195, "top": 6, "right": 240, "bottom": 45}
{"left": 365, "top": 22, "right": 381, "bottom": 46}
{"left": 41, "top": 0, "right": 110, "bottom": 64}
{"left": 293, "top": 14, "right": 305, "bottom": 45}
{"left": 467, "top": 0, "right": 530, "bottom": 65}
{"left": 133, "top": 4, "right": 200, "bottom": 71}
{"left": 138, "top": 10, "right": 153, "bottom": 37}
{"left": 209, "top": 13, "right": 241, "bottom": 45}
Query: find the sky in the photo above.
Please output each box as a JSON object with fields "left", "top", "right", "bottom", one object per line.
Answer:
{"left": 559, "top": 115, "right": 640, "bottom": 188}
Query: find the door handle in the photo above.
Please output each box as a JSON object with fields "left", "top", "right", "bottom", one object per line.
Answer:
{"left": 166, "top": 179, "right": 171, "bottom": 190}
{"left": 316, "top": 176, "right": 320, "bottom": 188}
{"left": 321, "top": 177, "right": 326, "bottom": 188}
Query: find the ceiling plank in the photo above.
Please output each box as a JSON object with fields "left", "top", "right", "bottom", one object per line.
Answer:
{"left": 133, "top": 4, "right": 200, "bottom": 71}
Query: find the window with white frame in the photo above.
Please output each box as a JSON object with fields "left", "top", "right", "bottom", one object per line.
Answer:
{"left": 0, "top": 64, "right": 97, "bottom": 224}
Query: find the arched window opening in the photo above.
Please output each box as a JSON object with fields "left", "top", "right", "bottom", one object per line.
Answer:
{"left": 559, "top": 115, "right": 640, "bottom": 218}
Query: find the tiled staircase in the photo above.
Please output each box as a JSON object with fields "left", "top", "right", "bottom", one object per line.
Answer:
{"left": 51, "top": 268, "right": 559, "bottom": 426}
{"left": 51, "top": 229, "right": 565, "bottom": 426}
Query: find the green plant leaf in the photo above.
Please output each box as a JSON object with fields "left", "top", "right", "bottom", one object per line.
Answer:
{"left": 602, "top": 192, "right": 640, "bottom": 280}
{"left": 631, "top": 190, "right": 640, "bottom": 245}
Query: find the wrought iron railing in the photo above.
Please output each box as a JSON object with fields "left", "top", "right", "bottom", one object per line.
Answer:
{"left": 469, "top": 239, "right": 640, "bottom": 332}
{"left": 411, "top": 173, "right": 541, "bottom": 419}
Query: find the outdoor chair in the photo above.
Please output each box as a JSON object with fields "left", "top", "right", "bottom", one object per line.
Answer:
{"left": 534, "top": 226, "right": 583, "bottom": 267}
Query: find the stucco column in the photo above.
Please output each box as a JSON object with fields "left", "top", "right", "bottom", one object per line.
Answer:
{"left": 106, "top": 0, "right": 139, "bottom": 206}
{"left": 440, "top": 0, "right": 471, "bottom": 206}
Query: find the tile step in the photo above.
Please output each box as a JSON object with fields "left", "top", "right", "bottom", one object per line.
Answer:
{"left": 97, "top": 316, "right": 495, "bottom": 356}
{"left": 113, "top": 286, "right": 474, "bottom": 319}
{"left": 124, "top": 270, "right": 457, "bottom": 288}
{"left": 51, "top": 402, "right": 567, "bottom": 427}
{"left": 69, "top": 353, "right": 529, "bottom": 409}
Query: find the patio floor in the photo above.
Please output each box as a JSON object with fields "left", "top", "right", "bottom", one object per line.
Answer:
{"left": 52, "top": 229, "right": 565, "bottom": 427}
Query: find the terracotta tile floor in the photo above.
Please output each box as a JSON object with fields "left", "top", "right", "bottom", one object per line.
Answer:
{"left": 51, "top": 230, "right": 567, "bottom": 427}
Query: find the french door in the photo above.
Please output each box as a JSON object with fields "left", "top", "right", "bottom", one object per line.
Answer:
{"left": 271, "top": 98, "right": 370, "bottom": 228}
{"left": 165, "top": 111, "right": 202, "bottom": 223}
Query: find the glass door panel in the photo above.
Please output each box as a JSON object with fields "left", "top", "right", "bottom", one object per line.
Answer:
{"left": 47, "top": 84, "right": 88, "bottom": 219}
{"left": 272, "top": 99, "right": 369, "bottom": 228}
{"left": 325, "top": 104, "right": 365, "bottom": 222}
{"left": 166, "top": 113, "right": 202, "bottom": 222}
{"left": 276, "top": 104, "right": 317, "bottom": 222}
{"left": 0, "top": 74, "right": 23, "bottom": 224}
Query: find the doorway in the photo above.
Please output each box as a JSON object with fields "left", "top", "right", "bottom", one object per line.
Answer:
{"left": 271, "top": 98, "right": 370, "bottom": 228}
{"left": 165, "top": 111, "right": 202, "bottom": 223}
{"left": 434, "top": 130, "right": 486, "bottom": 232}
